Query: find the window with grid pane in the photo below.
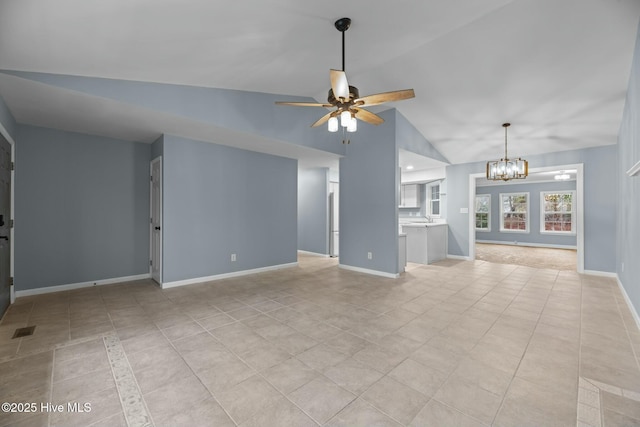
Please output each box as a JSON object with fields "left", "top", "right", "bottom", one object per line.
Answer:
{"left": 429, "top": 184, "right": 440, "bottom": 216}
{"left": 500, "top": 192, "right": 529, "bottom": 232}
{"left": 475, "top": 194, "right": 490, "bottom": 231}
{"left": 541, "top": 191, "right": 575, "bottom": 234}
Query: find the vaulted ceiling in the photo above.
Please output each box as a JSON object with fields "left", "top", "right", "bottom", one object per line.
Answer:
{"left": 0, "top": 0, "right": 638, "bottom": 166}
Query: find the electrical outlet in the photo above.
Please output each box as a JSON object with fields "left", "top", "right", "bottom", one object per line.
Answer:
{"left": 231, "top": 253, "right": 237, "bottom": 262}
{"left": 367, "top": 252, "right": 372, "bottom": 260}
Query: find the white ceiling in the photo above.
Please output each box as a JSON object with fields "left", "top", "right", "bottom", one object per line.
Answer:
{"left": 0, "top": 0, "right": 638, "bottom": 166}
{"left": 399, "top": 149, "right": 448, "bottom": 172}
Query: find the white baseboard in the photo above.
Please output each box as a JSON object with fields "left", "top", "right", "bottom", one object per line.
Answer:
{"left": 15, "top": 273, "right": 152, "bottom": 298}
{"left": 161, "top": 262, "right": 298, "bottom": 289}
{"left": 476, "top": 240, "right": 577, "bottom": 250}
{"left": 583, "top": 270, "right": 617, "bottom": 278}
{"left": 338, "top": 264, "right": 399, "bottom": 279}
{"left": 297, "top": 250, "right": 330, "bottom": 258}
{"left": 447, "top": 254, "right": 472, "bottom": 261}
{"left": 616, "top": 275, "right": 640, "bottom": 333}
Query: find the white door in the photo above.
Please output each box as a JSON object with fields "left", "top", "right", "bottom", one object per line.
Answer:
{"left": 150, "top": 157, "right": 162, "bottom": 284}
{"left": 0, "top": 134, "right": 10, "bottom": 316}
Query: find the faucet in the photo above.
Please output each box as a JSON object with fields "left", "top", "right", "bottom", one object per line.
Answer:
{"left": 425, "top": 215, "right": 433, "bottom": 223}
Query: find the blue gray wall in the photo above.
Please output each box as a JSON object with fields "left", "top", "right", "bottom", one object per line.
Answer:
{"left": 298, "top": 168, "right": 329, "bottom": 255}
{"left": 338, "top": 109, "right": 449, "bottom": 275}
{"left": 151, "top": 134, "right": 164, "bottom": 159}
{"left": 476, "top": 180, "right": 577, "bottom": 247}
{"left": 2, "top": 71, "right": 346, "bottom": 158}
{"left": 340, "top": 109, "right": 399, "bottom": 275}
{"left": 617, "top": 22, "right": 640, "bottom": 318}
{"left": 15, "top": 125, "right": 150, "bottom": 290}
{"left": 162, "top": 135, "right": 297, "bottom": 283}
{"left": 395, "top": 110, "right": 449, "bottom": 163}
{"left": 447, "top": 145, "right": 617, "bottom": 272}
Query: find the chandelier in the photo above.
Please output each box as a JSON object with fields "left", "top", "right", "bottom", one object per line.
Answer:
{"left": 486, "top": 123, "right": 528, "bottom": 181}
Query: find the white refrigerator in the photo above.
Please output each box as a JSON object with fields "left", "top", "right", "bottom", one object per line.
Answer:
{"left": 329, "top": 183, "right": 339, "bottom": 257}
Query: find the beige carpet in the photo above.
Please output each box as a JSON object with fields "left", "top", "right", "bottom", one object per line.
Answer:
{"left": 475, "top": 243, "right": 577, "bottom": 270}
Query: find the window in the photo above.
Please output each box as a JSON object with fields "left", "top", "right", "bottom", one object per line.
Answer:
{"left": 430, "top": 184, "right": 440, "bottom": 216}
{"left": 428, "top": 183, "right": 440, "bottom": 216}
{"left": 475, "top": 194, "right": 491, "bottom": 231}
{"left": 541, "top": 191, "right": 575, "bottom": 234}
{"left": 500, "top": 192, "right": 529, "bottom": 232}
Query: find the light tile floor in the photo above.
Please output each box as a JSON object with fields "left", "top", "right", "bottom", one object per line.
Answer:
{"left": 1, "top": 254, "right": 639, "bottom": 426}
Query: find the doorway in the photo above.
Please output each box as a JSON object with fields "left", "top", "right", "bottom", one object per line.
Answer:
{"left": 468, "top": 164, "right": 584, "bottom": 273}
{"left": 0, "top": 132, "right": 11, "bottom": 317}
{"left": 150, "top": 157, "right": 162, "bottom": 285}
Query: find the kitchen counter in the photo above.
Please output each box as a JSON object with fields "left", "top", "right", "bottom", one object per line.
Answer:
{"left": 401, "top": 223, "right": 448, "bottom": 264}
{"left": 401, "top": 222, "right": 447, "bottom": 228}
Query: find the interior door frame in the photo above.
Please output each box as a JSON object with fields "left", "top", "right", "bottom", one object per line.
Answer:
{"left": 468, "top": 163, "right": 584, "bottom": 273}
{"left": 150, "top": 157, "right": 162, "bottom": 285}
{"left": 0, "top": 122, "right": 14, "bottom": 305}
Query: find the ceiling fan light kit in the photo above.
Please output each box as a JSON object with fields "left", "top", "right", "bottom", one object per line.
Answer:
{"left": 486, "top": 123, "right": 529, "bottom": 181}
{"left": 328, "top": 116, "right": 339, "bottom": 132}
{"left": 275, "top": 17, "right": 415, "bottom": 135}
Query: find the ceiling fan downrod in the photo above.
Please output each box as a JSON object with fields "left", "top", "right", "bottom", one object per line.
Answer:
{"left": 334, "top": 18, "right": 351, "bottom": 72}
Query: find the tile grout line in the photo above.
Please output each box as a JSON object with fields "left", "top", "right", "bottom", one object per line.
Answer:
{"left": 3, "top": 259, "right": 621, "bottom": 427}
{"left": 13, "top": 300, "right": 35, "bottom": 356}
{"left": 611, "top": 281, "right": 640, "bottom": 373}
{"left": 317, "top": 265, "right": 523, "bottom": 426}
{"left": 396, "top": 268, "right": 520, "bottom": 426}
{"left": 256, "top": 294, "right": 427, "bottom": 426}
{"left": 103, "top": 333, "right": 154, "bottom": 427}
{"left": 258, "top": 300, "right": 400, "bottom": 425}
{"left": 576, "top": 277, "right": 640, "bottom": 427}
{"left": 194, "top": 304, "right": 333, "bottom": 426}
{"left": 157, "top": 324, "right": 241, "bottom": 426}
{"left": 579, "top": 272, "right": 589, "bottom": 427}
{"left": 185, "top": 296, "right": 411, "bottom": 426}
{"left": 47, "top": 346, "right": 55, "bottom": 427}
{"left": 489, "top": 268, "right": 561, "bottom": 426}
{"left": 475, "top": 267, "right": 534, "bottom": 425}
{"left": 349, "top": 265, "right": 515, "bottom": 424}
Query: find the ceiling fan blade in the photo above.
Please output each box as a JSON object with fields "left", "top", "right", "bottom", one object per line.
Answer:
{"left": 353, "top": 108, "right": 384, "bottom": 125}
{"left": 275, "top": 101, "right": 333, "bottom": 107}
{"left": 330, "top": 69, "right": 350, "bottom": 101}
{"left": 355, "top": 89, "right": 415, "bottom": 107}
{"left": 311, "top": 111, "right": 336, "bottom": 128}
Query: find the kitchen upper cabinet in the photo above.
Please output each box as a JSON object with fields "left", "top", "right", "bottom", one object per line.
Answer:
{"left": 400, "top": 184, "right": 420, "bottom": 208}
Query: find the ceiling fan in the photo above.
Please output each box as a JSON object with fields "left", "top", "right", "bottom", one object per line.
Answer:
{"left": 275, "top": 17, "right": 415, "bottom": 133}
